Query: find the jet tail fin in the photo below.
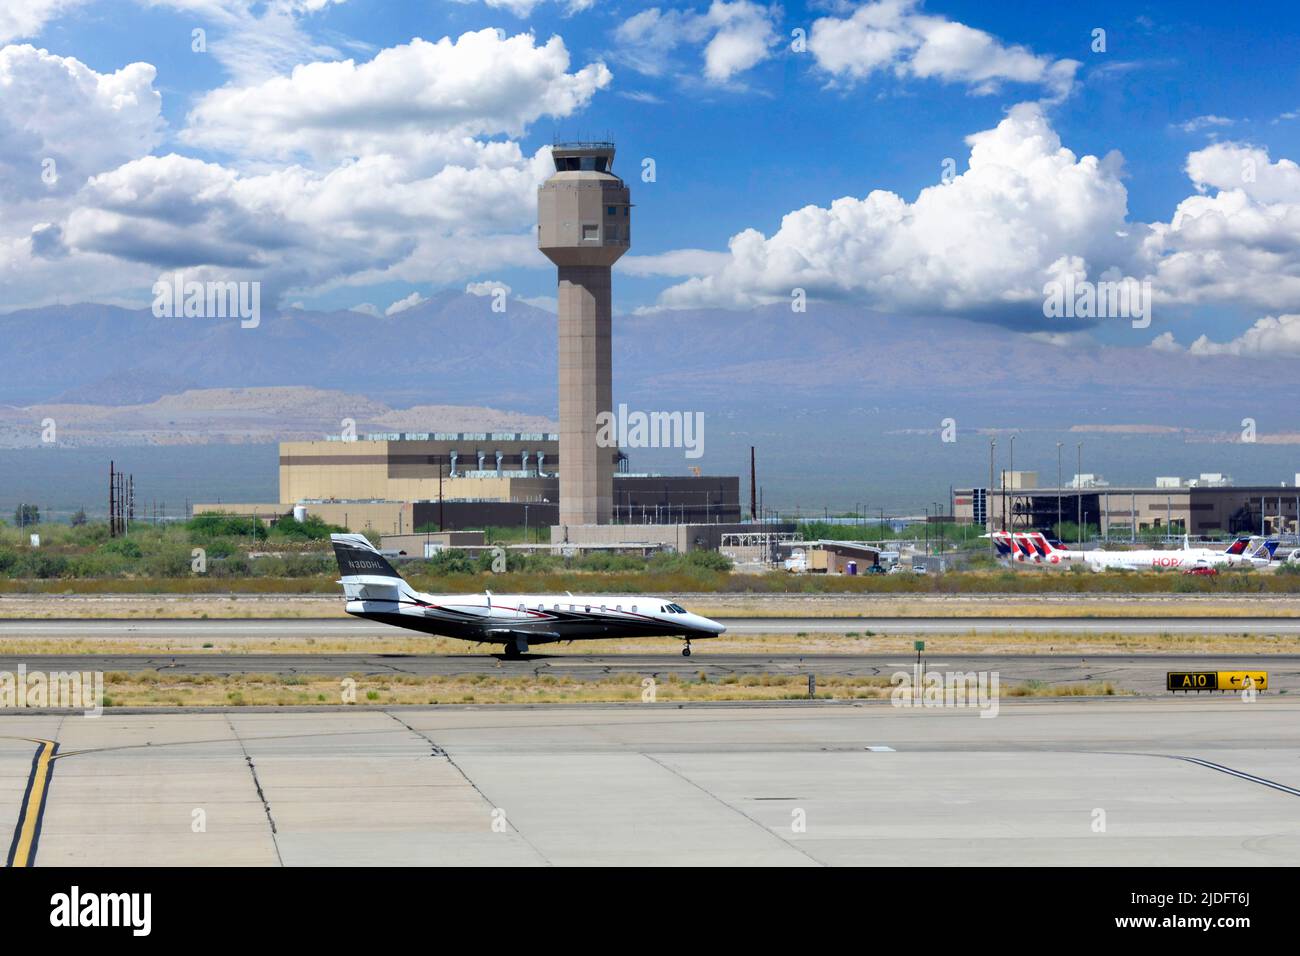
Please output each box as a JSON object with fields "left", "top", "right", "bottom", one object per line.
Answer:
{"left": 331, "top": 533, "right": 414, "bottom": 600}
{"left": 1246, "top": 538, "right": 1280, "bottom": 560}
{"left": 1223, "top": 536, "right": 1252, "bottom": 555}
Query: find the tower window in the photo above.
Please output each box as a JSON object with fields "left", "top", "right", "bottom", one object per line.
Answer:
{"left": 582, "top": 224, "right": 598, "bottom": 240}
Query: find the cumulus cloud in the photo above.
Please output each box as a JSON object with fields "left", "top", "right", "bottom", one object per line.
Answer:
{"left": 1186, "top": 315, "right": 1300, "bottom": 357}
{"left": 385, "top": 291, "right": 427, "bottom": 316}
{"left": 652, "top": 102, "right": 1137, "bottom": 322}
{"left": 1145, "top": 143, "right": 1300, "bottom": 311}
{"left": 1149, "top": 331, "right": 1180, "bottom": 352}
{"left": 645, "top": 104, "right": 1300, "bottom": 333}
{"left": 614, "top": 2, "right": 780, "bottom": 84}
{"left": 0, "top": 45, "right": 162, "bottom": 200}
{"left": 808, "top": 0, "right": 1079, "bottom": 98}
{"left": 0, "top": 0, "right": 88, "bottom": 43}
{"left": 183, "top": 30, "right": 611, "bottom": 162}
{"left": 1, "top": 29, "right": 611, "bottom": 310}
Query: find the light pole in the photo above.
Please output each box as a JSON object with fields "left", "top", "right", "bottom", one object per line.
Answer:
{"left": 988, "top": 438, "right": 997, "bottom": 555}
{"left": 1008, "top": 434, "right": 1016, "bottom": 532}
{"left": 1076, "top": 442, "right": 1083, "bottom": 546}
{"left": 1056, "top": 442, "right": 1063, "bottom": 537}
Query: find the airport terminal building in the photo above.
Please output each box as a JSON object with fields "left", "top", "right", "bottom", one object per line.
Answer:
{"left": 954, "top": 472, "right": 1300, "bottom": 536}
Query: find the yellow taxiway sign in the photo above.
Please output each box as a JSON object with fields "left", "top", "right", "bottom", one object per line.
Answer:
{"left": 1167, "top": 671, "right": 1268, "bottom": 692}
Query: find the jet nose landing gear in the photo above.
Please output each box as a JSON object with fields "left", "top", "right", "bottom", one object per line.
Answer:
{"left": 681, "top": 641, "right": 692, "bottom": 658}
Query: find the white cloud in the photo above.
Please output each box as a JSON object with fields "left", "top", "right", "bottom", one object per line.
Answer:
{"left": 653, "top": 102, "right": 1137, "bottom": 319}
{"left": 350, "top": 302, "right": 380, "bottom": 317}
{"left": 1184, "top": 142, "right": 1300, "bottom": 203}
{"left": 614, "top": 2, "right": 779, "bottom": 84}
{"left": 647, "top": 105, "right": 1300, "bottom": 330}
{"left": 450, "top": 0, "right": 595, "bottom": 15}
{"left": 1177, "top": 114, "right": 1233, "bottom": 134}
{"left": 1144, "top": 143, "right": 1300, "bottom": 311}
{"left": 808, "top": 0, "right": 1079, "bottom": 98}
{"left": 0, "top": 45, "right": 162, "bottom": 200}
{"left": 0, "top": 0, "right": 88, "bottom": 43}
{"left": 466, "top": 279, "right": 511, "bottom": 295}
{"left": 619, "top": 249, "right": 734, "bottom": 276}
{"left": 385, "top": 291, "right": 427, "bottom": 315}
{"left": 183, "top": 30, "right": 611, "bottom": 162}
{"left": 3, "top": 30, "right": 610, "bottom": 310}
{"left": 1149, "top": 331, "right": 1180, "bottom": 352}
{"left": 1186, "top": 315, "right": 1300, "bottom": 357}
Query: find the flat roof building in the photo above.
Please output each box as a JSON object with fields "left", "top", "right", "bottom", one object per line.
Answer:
{"left": 954, "top": 480, "right": 1300, "bottom": 536}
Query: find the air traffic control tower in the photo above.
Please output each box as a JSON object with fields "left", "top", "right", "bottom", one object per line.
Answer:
{"left": 539, "top": 142, "right": 631, "bottom": 527}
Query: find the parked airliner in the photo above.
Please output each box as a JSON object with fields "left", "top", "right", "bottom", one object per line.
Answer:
{"left": 331, "top": 533, "right": 725, "bottom": 657}
{"left": 991, "top": 531, "right": 1276, "bottom": 570}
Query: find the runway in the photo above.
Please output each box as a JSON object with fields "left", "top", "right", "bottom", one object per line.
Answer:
{"left": 3, "top": 615, "right": 1300, "bottom": 637}
{"left": 3, "top": 699, "right": 1298, "bottom": 866}
{"left": 0, "top": 652, "right": 1293, "bottom": 694}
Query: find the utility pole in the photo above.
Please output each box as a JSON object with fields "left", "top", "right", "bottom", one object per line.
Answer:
{"left": 749, "top": 446, "right": 756, "bottom": 521}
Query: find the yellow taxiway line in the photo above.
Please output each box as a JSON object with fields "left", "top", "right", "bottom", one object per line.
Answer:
{"left": 5, "top": 738, "right": 59, "bottom": 867}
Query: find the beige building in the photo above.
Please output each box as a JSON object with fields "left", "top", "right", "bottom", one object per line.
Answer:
{"left": 278, "top": 435, "right": 584, "bottom": 504}
{"left": 195, "top": 433, "right": 740, "bottom": 535}
{"left": 954, "top": 482, "right": 1300, "bottom": 536}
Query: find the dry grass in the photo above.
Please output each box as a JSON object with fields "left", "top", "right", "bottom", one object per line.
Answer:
{"left": 95, "top": 671, "right": 899, "bottom": 707}
{"left": 1, "top": 626, "right": 1297, "bottom": 657}
{"left": 89, "top": 671, "right": 1127, "bottom": 707}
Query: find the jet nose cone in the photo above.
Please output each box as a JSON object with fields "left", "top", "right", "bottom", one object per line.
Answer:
{"left": 708, "top": 618, "right": 726, "bottom": 635}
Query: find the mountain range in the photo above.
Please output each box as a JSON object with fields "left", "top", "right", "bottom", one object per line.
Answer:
{"left": 0, "top": 291, "right": 1291, "bottom": 447}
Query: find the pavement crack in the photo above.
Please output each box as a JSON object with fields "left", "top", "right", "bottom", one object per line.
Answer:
{"left": 225, "top": 715, "right": 284, "bottom": 866}
{"left": 642, "top": 752, "right": 824, "bottom": 866}
{"left": 383, "top": 712, "right": 552, "bottom": 866}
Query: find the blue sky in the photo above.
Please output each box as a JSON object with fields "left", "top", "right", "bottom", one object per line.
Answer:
{"left": 3, "top": 0, "right": 1300, "bottom": 354}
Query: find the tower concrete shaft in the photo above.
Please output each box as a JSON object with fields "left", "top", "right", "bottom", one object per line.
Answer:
{"left": 538, "top": 143, "right": 630, "bottom": 526}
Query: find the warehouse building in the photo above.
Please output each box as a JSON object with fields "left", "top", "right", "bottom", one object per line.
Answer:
{"left": 954, "top": 472, "right": 1300, "bottom": 536}
{"left": 194, "top": 433, "right": 740, "bottom": 535}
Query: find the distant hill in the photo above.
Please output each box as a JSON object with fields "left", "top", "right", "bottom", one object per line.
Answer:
{"left": 0, "top": 386, "right": 557, "bottom": 448}
{"left": 0, "top": 293, "right": 1288, "bottom": 441}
